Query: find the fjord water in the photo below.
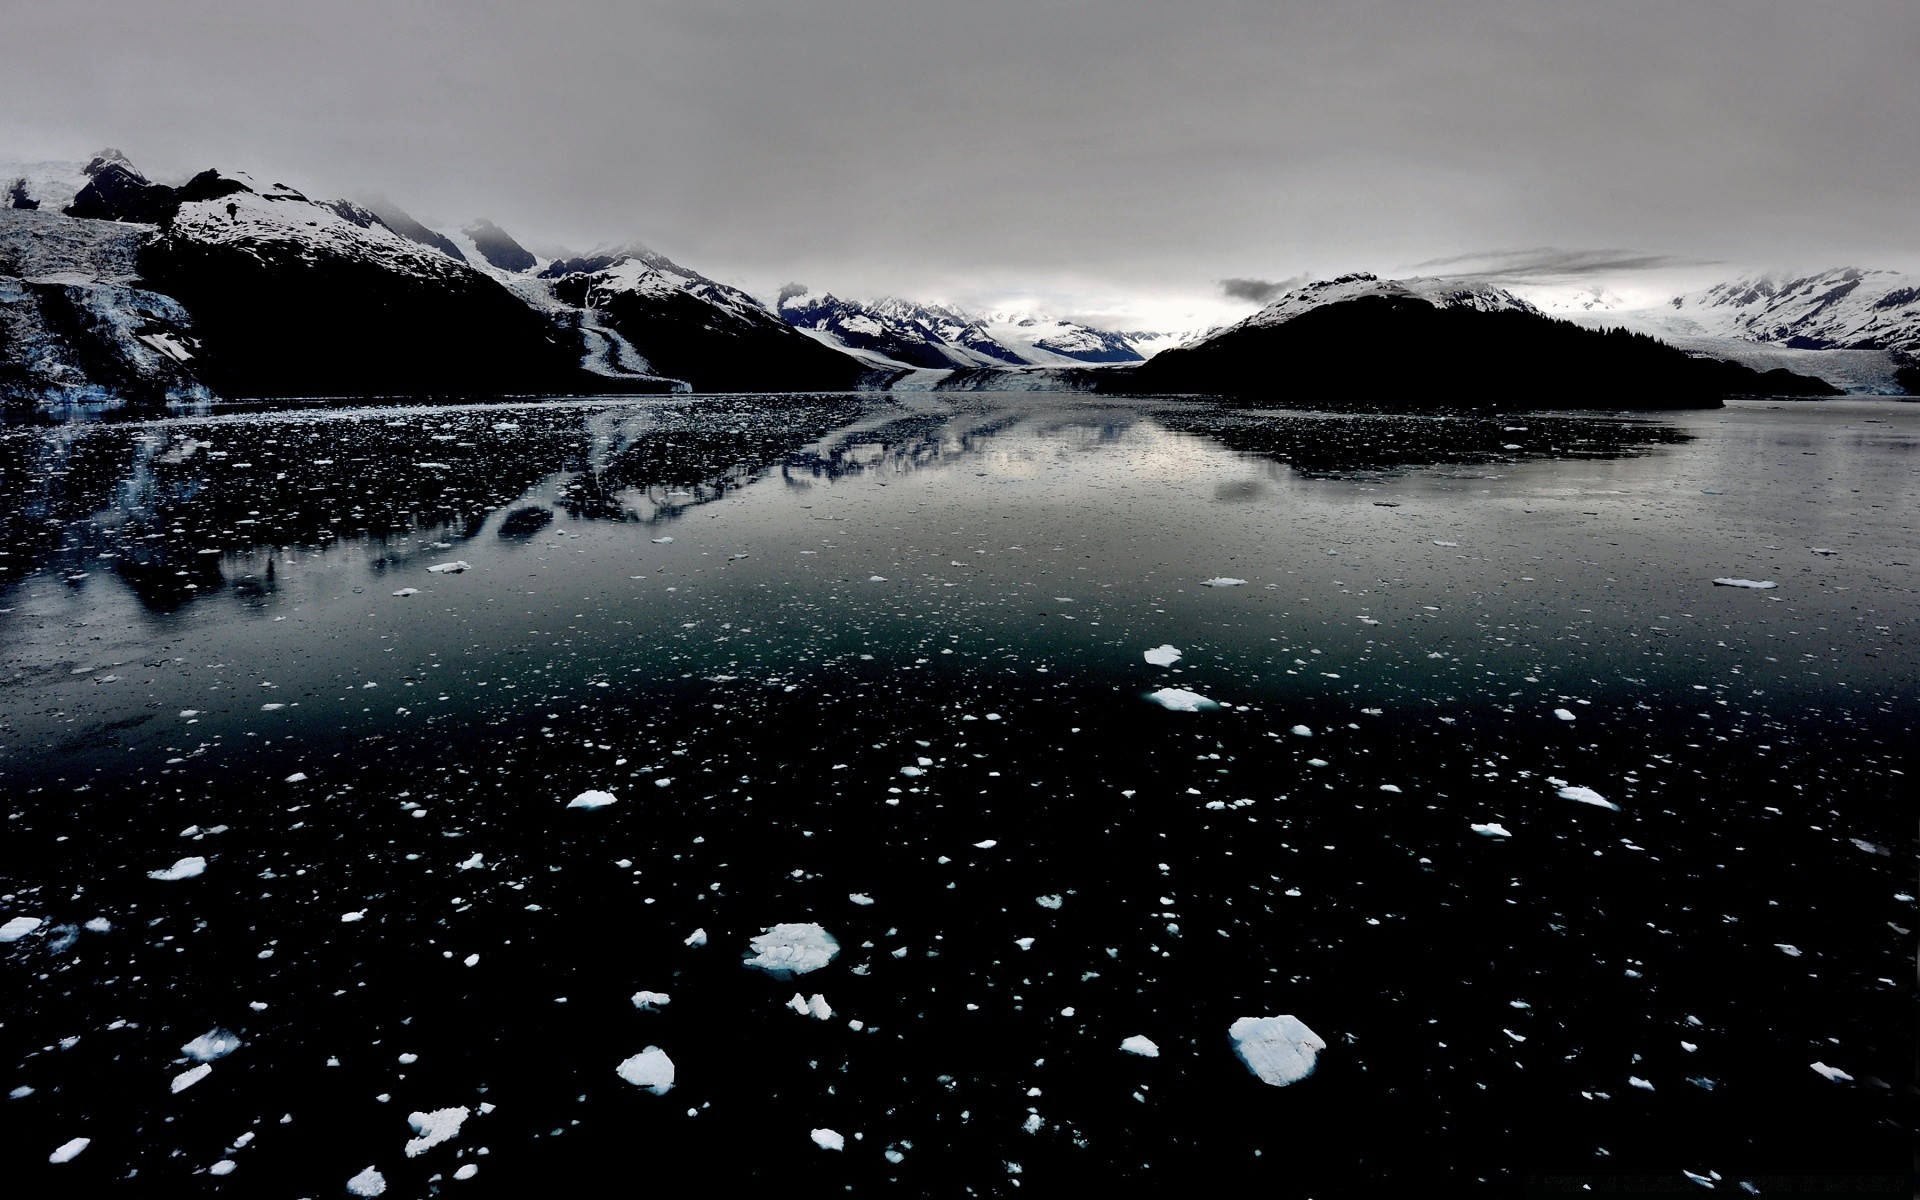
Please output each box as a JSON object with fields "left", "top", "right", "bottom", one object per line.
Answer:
{"left": 0, "top": 393, "right": 1910, "bottom": 1196}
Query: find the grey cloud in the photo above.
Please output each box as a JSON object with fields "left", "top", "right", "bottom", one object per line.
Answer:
{"left": 1409, "top": 248, "right": 1702, "bottom": 282}
{"left": 3, "top": 0, "right": 1915, "bottom": 315}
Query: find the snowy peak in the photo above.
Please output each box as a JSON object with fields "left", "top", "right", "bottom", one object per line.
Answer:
{"left": 1667, "top": 268, "right": 1919, "bottom": 351}
{"left": 356, "top": 195, "right": 466, "bottom": 262}
{"left": 460, "top": 218, "right": 536, "bottom": 273}
{"left": 1210, "top": 273, "right": 1540, "bottom": 343}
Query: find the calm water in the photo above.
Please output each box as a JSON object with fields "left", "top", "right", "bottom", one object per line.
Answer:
{"left": 0, "top": 393, "right": 1912, "bottom": 1196}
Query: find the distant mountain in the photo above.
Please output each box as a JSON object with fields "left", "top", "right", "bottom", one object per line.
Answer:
{"left": 1120, "top": 274, "right": 1838, "bottom": 408}
{"left": 774, "top": 286, "right": 1189, "bottom": 371}
{"left": 1538, "top": 269, "right": 1920, "bottom": 394}
{"left": 459, "top": 218, "right": 537, "bottom": 273}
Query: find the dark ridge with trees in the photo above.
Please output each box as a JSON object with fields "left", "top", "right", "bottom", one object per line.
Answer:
{"left": 1113, "top": 295, "right": 1840, "bottom": 408}
{"left": 136, "top": 234, "right": 669, "bottom": 398}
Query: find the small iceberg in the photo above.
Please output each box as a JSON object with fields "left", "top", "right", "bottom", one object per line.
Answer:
{"left": 1147, "top": 688, "right": 1217, "bottom": 713}
{"left": 1119, "top": 1035, "right": 1160, "bottom": 1058}
{"left": 404, "top": 1107, "right": 470, "bottom": 1157}
{"left": 615, "top": 1047, "right": 676, "bottom": 1095}
{"left": 0, "top": 916, "right": 42, "bottom": 943}
{"left": 1470, "top": 822, "right": 1512, "bottom": 839}
{"left": 811, "top": 1128, "right": 845, "bottom": 1151}
{"left": 1228, "top": 1015, "right": 1324, "bottom": 1086}
{"left": 426, "top": 561, "right": 471, "bottom": 574}
{"left": 182, "top": 1029, "right": 242, "bottom": 1063}
{"left": 566, "top": 789, "right": 618, "bottom": 810}
{"left": 1556, "top": 785, "right": 1619, "bottom": 812}
{"left": 1201, "top": 577, "right": 1247, "bottom": 588}
{"left": 744, "top": 923, "right": 840, "bottom": 976}
{"left": 1712, "top": 578, "right": 1775, "bottom": 589}
{"left": 148, "top": 856, "right": 207, "bottom": 882}
{"left": 1143, "top": 645, "right": 1182, "bottom": 666}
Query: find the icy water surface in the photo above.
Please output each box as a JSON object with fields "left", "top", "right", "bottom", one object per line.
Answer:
{"left": 0, "top": 393, "right": 1912, "bottom": 1196}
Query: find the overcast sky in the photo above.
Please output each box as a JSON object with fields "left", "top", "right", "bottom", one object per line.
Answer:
{"left": 6, "top": 0, "right": 1916, "bottom": 328}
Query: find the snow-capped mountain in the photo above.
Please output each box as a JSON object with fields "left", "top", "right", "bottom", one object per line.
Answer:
{"left": 543, "top": 253, "right": 871, "bottom": 392}
{"left": 1599, "top": 269, "right": 1920, "bottom": 352}
{"left": 1197, "top": 272, "right": 1540, "bottom": 345}
{"left": 775, "top": 287, "right": 1187, "bottom": 371}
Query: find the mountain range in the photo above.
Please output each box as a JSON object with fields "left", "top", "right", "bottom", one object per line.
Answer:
{"left": 1, "top": 150, "right": 1908, "bottom": 408}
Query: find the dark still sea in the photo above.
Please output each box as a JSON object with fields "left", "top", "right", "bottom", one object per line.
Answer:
{"left": 0, "top": 393, "right": 1911, "bottom": 1197}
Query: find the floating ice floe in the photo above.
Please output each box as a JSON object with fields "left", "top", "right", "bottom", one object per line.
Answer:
{"left": 210, "top": 1161, "right": 236, "bottom": 1175}
{"left": 1036, "top": 894, "right": 1063, "bottom": 910}
{"left": 615, "top": 1047, "right": 676, "bottom": 1095}
{"left": 182, "top": 1028, "right": 242, "bottom": 1063}
{"left": 1201, "top": 577, "right": 1247, "bottom": 588}
{"left": 49, "top": 1137, "right": 89, "bottom": 1164}
{"left": 1, "top": 916, "right": 42, "bottom": 942}
{"left": 1774, "top": 944, "right": 1802, "bottom": 957}
{"left": 1148, "top": 688, "right": 1217, "bottom": 713}
{"left": 1228, "top": 1015, "right": 1324, "bottom": 1086}
{"left": 684, "top": 928, "right": 708, "bottom": 948}
{"left": 148, "top": 857, "right": 207, "bottom": 882}
{"left": 811, "top": 1128, "right": 845, "bottom": 1151}
{"left": 1143, "top": 645, "right": 1182, "bottom": 666}
{"left": 391, "top": 588, "right": 419, "bottom": 597}
{"left": 744, "top": 923, "right": 840, "bottom": 976}
{"left": 1120, "top": 1035, "right": 1160, "bottom": 1058}
{"left": 1470, "top": 823, "right": 1512, "bottom": 839}
{"left": 1810, "top": 547, "right": 1837, "bottom": 556}
{"left": 1432, "top": 540, "right": 1460, "bottom": 547}
{"left": 171, "top": 1063, "right": 212, "bottom": 1093}
{"left": 849, "top": 893, "right": 874, "bottom": 906}
{"left": 1290, "top": 725, "right": 1312, "bottom": 737}
{"left": 787, "top": 993, "right": 833, "bottom": 1020}
{"left": 631, "top": 990, "right": 670, "bottom": 1010}
{"left": 425, "top": 561, "right": 471, "bottom": 574}
{"left": 285, "top": 771, "right": 308, "bottom": 783}
{"left": 1556, "top": 784, "right": 1619, "bottom": 811}
{"left": 1553, "top": 708, "right": 1576, "bottom": 722}
{"left": 404, "top": 1106, "right": 469, "bottom": 1157}
{"left": 651, "top": 537, "right": 673, "bottom": 544}
{"left": 1711, "top": 578, "right": 1775, "bottom": 589}
{"left": 567, "top": 789, "right": 618, "bottom": 810}
{"left": 1809, "top": 1061, "right": 1853, "bottom": 1083}
{"left": 346, "top": 1165, "right": 387, "bottom": 1197}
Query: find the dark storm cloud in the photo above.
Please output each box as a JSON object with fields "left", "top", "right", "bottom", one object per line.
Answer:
{"left": 4, "top": 0, "right": 1915, "bottom": 317}
{"left": 1220, "top": 277, "right": 1307, "bottom": 304}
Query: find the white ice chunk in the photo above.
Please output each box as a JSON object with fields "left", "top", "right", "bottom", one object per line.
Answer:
{"left": 848, "top": 893, "right": 875, "bottom": 906}
{"left": 49, "top": 1137, "right": 90, "bottom": 1164}
{"left": 615, "top": 1047, "right": 676, "bottom": 1094}
{"left": 1290, "top": 725, "right": 1312, "bottom": 737}
{"left": 811, "top": 1128, "right": 845, "bottom": 1151}
{"left": 403, "top": 1106, "right": 470, "bottom": 1157}
{"left": 149, "top": 856, "right": 207, "bottom": 881}
{"left": 1201, "top": 577, "right": 1247, "bottom": 587}
{"left": 684, "top": 928, "right": 708, "bottom": 947}
{"left": 171, "top": 1063, "right": 213, "bottom": 1093}
{"left": 425, "top": 561, "right": 471, "bottom": 574}
{"left": 1143, "top": 645, "right": 1182, "bottom": 666}
{"left": 346, "top": 1165, "right": 387, "bottom": 1197}
{"left": 1147, "top": 688, "right": 1217, "bottom": 713}
{"left": 631, "top": 990, "right": 670, "bottom": 1010}
{"left": 1557, "top": 785, "right": 1620, "bottom": 812}
{"left": 1120, "top": 1035, "right": 1160, "bottom": 1058}
{"left": 1809, "top": 1061, "right": 1853, "bottom": 1083}
{"left": 181, "top": 1028, "right": 242, "bottom": 1063}
{"left": 1553, "top": 708, "right": 1576, "bottom": 721}
{"left": 1470, "top": 823, "right": 1512, "bottom": 839}
{"left": 566, "top": 789, "right": 618, "bottom": 810}
{"left": 0, "top": 916, "right": 42, "bottom": 942}
{"left": 1035, "top": 895, "right": 1063, "bottom": 910}
{"left": 1229, "top": 1015, "right": 1325, "bottom": 1086}
{"left": 391, "top": 588, "right": 420, "bottom": 597}
{"left": 1711, "top": 578, "right": 1775, "bottom": 589}
{"left": 744, "top": 923, "right": 839, "bottom": 976}
{"left": 454, "top": 1164, "right": 478, "bottom": 1180}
